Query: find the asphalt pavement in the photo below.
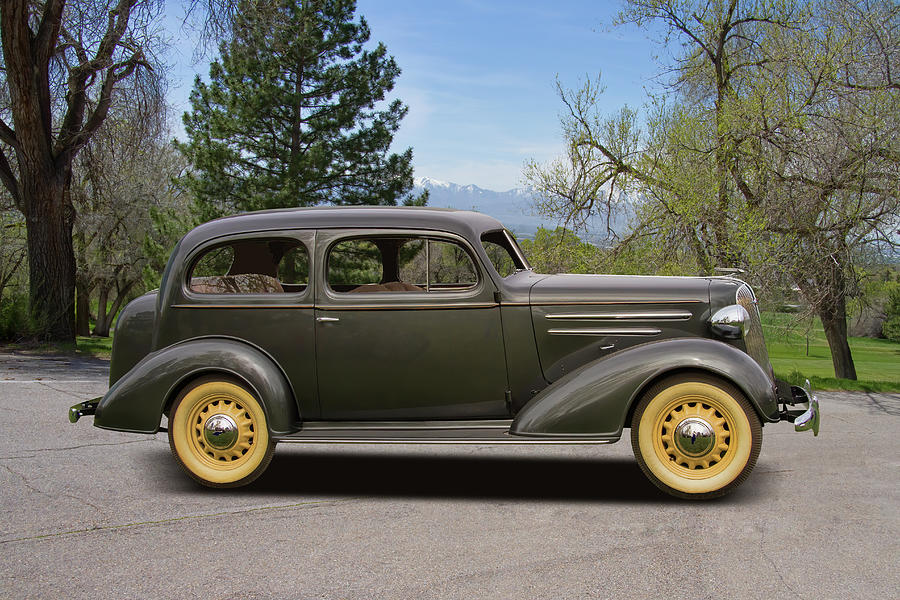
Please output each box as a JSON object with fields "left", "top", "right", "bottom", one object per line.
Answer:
{"left": 0, "top": 351, "right": 897, "bottom": 599}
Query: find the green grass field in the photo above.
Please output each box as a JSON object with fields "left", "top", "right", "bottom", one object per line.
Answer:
{"left": 762, "top": 312, "right": 900, "bottom": 392}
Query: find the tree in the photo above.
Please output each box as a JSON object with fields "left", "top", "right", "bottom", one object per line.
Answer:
{"left": 0, "top": 204, "right": 26, "bottom": 309}
{"left": 178, "top": 0, "right": 425, "bottom": 221}
{"left": 519, "top": 227, "right": 603, "bottom": 275}
{"left": 0, "top": 0, "right": 165, "bottom": 341}
{"left": 743, "top": 0, "right": 900, "bottom": 378}
{"left": 71, "top": 97, "right": 189, "bottom": 337}
{"left": 884, "top": 287, "right": 900, "bottom": 342}
{"left": 525, "top": 0, "right": 900, "bottom": 380}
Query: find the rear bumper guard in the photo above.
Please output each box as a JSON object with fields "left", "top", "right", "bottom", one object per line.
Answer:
{"left": 776, "top": 379, "right": 820, "bottom": 436}
{"left": 69, "top": 398, "right": 100, "bottom": 423}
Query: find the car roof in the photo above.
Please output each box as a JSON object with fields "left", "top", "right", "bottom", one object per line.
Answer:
{"left": 180, "top": 206, "right": 507, "bottom": 250}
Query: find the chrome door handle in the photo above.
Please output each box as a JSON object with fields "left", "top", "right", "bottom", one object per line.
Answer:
{"left": 316, "top": 316, "right": 340, "bottom": 323}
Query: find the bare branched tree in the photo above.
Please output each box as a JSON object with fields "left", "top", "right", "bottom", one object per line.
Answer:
{"left": 0, "top": 0, "right": 254, "bottom": 341}
{"left": 525, "top": 0, "right": 900, "bottom": 379}
{"left": 0, "top": 0, "right": 167, "bottom": 340}
{"left": 71, "top": 92, "right": 188, "bottom": 337}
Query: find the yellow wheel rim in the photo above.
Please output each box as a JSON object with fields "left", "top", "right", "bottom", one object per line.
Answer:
{"left": 171, "top": 380, "right": 270, "bottom": 485}
{"left": 637, "top": 381, "right": 753, "bottom": 495}
{"left": 187, "top": 395, "right": 257, "bottom": 466}
{"left": 652, "top": 395, "right": 735, "bottom": 478}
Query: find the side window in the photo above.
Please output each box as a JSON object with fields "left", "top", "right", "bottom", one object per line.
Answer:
{"left": 192, "top": 245, "right": 234, "bottom": 279}
{"left": 189, "top": 238, "right": 309, "bottom": 295}
{"left": 481, "top": 241, "right": 516, "bottom": 278}
{"left": 327, "top": 236, "right": 477, "bottom": 293}
{"left": 399, "top": 239, "right": 477, "bottom": 290}
{"left": 277, "top": 244, "right": 310, "bottom": 292}
{"left": 327, "top": 239, "right": 383, "bottom": 290}
{"left": 481, "top": 230, "right": 529, "bottom": 278}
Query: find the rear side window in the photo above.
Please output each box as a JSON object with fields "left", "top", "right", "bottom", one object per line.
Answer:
{"left": 189, "top": 238, "right": 309, "bottom": 294}
{"left": 327, "top": 235, "right": 478, "bottom": 293}
{"left": 327, "top": 239, "right": 384, "bottom": 288}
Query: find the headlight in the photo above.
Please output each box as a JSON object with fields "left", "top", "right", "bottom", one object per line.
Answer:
{"left": 710, "top": 304, "right": 750, "bottom": 339}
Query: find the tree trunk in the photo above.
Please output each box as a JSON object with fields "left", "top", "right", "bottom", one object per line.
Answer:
{"left": 75, "top": 280, "right": 92, "bottom": 337}
{"left": 93, "top": 279, "right": 135, "bottom": 337}
{"left": 93, "top": 284, "right": 109, "bottom": 337}
{"left": 819, "top": 300, "right": 857, "bottom": 380}
{"left": 24, "top": 182, "right": 76, "bottom": 341}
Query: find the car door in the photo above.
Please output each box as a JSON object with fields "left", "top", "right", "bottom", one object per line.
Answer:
{"left": 160, "top": 230, "right": 318, "bottom": 418}
{"left": 314, "top": 229, "right": 509, "bottom": 420}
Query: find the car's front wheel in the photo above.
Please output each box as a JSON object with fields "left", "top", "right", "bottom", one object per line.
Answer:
{"left": 631, "top": 373, "right": 761, "bottom": 499}
{"left": 168, "top": 377, "right": 275, "bottom": 488}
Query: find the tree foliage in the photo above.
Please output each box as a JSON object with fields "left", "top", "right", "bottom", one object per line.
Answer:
{"left": 525, "top": 0, "right": 900, "bottom": 379}
{"left": 883, "top": 287, "right": 900, "bottom": 342}
{"left": 178, "top": 0, "right": 425, "bottom": 220}
{"left": 0, "top": 0, "right": 166, "bottom": 340}
{"left": 0, "top": 0, "right": 267, "bottom": 342}
{"left": 71, "top": 97, "right": 189, "bottom": 337}
{"left": 519, "top": 227, "right": 603, "bottom": 274}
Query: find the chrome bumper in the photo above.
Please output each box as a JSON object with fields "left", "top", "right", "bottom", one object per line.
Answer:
{"left": 776, "top": 379, "right": 820, "bottom": 436}
{"left": 69, "top": 398, "right": 100, "bottom": 423}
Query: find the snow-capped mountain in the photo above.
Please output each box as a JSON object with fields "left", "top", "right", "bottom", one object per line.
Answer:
{"left": 413, "top": 177, "right": 628, "bottom": 241}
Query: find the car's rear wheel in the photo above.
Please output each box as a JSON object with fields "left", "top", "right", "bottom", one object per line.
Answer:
{"left": 168, "top": 377, "right": 275, "bottom": 488}
{"left": 631, "top": 373, "right": 761, "bottom": 499}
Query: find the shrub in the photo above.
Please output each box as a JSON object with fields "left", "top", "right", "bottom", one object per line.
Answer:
{"left": 883, "top": 287, "right": 900, "bottom": 342}
{"left": 0, "top": 291, "right": 36, "bottom": 341}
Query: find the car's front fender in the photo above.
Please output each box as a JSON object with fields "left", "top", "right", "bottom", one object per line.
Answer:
{"left": 510, "top": 338, "right": 778, "bottom": 438}
{"left": 94, "top": 337, "right": 299, "bottom": 435}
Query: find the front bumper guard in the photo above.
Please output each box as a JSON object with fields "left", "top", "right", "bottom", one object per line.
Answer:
{"left": 69, "top": 398, "right": 100, "bottom": 423}
{"left": 777, "top": 379, "right": 820, "bottom": 436}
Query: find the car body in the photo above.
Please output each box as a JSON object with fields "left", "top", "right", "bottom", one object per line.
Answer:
{"left": 69, "top": 206, "right": 819, "bottom": 498}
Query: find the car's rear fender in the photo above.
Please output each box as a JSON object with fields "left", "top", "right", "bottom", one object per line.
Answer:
{"left": 94, "top": 337, "right": 299, "bottom": 435}
{"left": 510, "top": 338, "right": 779, "bottom": 438}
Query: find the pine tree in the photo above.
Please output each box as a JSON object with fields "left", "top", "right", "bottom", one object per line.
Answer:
{"left": 178, "top": 0, "right": 425, "bottom": 220}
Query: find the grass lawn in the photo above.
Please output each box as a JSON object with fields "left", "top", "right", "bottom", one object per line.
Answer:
{"left": 0, "top": 335, "right": 113, "bottom": 359}
{"left": 76, "top": 335, "right": 113, "bottom": 358}
{"left": 762, "top": 312, "right": 900, "bottom": 392}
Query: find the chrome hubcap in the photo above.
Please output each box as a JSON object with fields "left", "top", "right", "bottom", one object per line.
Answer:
{"left": 673, "top": 417, "right": 715, "bottom": 457}
{"left": 203, "top": 414, "right": 238, "bottom": 450}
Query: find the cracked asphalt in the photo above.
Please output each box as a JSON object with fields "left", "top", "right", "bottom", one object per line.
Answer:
{"left": 1, "top": 351, "right": 898, "bottom": 600}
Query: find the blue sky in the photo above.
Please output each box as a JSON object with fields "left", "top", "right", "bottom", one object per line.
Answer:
{"left": 165, "top": 1, "right": 661, "bottom": 191}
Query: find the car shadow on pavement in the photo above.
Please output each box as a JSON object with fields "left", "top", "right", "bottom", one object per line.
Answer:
{"left": 194, "top": 450, "right": 766, "bottom": 504}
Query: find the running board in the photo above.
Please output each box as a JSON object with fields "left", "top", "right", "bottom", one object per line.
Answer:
{"left": 274, "top": 420, "right": 617, "bottom": 445}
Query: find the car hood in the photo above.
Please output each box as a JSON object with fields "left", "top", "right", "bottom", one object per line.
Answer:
{"left": 529, "top": 273, "right": 713, "bottom": 305}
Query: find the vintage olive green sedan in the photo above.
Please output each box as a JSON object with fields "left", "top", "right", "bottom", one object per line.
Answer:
{"left": 69, "top": 207, "right": 819, "bottom": 498}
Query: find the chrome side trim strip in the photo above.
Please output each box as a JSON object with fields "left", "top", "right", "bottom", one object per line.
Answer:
{"left": 319, "top": 302, "right": 498, "bottom": 311}
{"left": 172, "top": 304, "right": 315, "bottom": 309}
{"left": 275, "top": 438, "right": 616, "bottom": 445}
{"left": 300, "top": 420, "right": 514, "bottom": 431}
{"left": 545, "top": 311, "right": 692, "bottom": 321}
{"left": 534, "top": 300, "right": 702, "bottom": 306}
{"left": 172, "top": 303, "right": 498, "bottom": 310}
{"left": 548, "top": 327, "right": 662, "bottom": 336}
